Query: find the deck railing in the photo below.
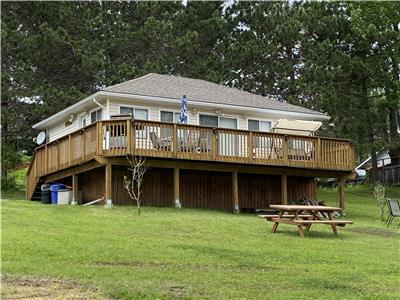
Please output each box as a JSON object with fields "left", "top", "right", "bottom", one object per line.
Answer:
{"left": 27, "top": 118, "right": 354, "bottom": 199}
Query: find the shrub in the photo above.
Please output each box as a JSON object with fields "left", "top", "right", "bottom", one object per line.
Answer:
{"left": 373, "top": 182, "right": 386, "bottom": 221}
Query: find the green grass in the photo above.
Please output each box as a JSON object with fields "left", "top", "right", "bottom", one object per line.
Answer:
{"left": 2, "top": 186, "right": 400, "bottom": 299}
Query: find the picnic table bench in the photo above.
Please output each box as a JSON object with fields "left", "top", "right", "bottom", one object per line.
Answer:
{"left": 262, "top": 205, "right": 353, "bottom": 238}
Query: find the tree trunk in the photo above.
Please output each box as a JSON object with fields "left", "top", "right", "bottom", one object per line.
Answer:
{"left": 370, "top": 146, "right": 379, "bottom": 185}
{"left": 388, "top": 106, "right": 400, "bottom": 166}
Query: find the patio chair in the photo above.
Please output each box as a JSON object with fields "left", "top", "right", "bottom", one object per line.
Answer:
{"left": 386, "top": 198, "right": 400, "bottom": 228}
{"left": 150, "top": 131, "right": 171, "bottom": 151}
{"left": 150, "top": 131, "right": 160, "bottom": 150}
{"left": 179, "top": 130, "right": 200, "bottom": 152}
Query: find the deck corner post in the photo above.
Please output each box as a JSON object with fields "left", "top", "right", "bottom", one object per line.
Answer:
{"left": 105, "top": 163, "right": 112, "bottom": 208}
{"left": 71, "top": 174, "right": 78, "bottom": 205}
{"left": 173, "top": 124, "right": 177, "bottom": 157}
{"left": 126, "top": 119, "right": 132, "bottom": 154}
{"left": 339, "top": 176, "right": 345, "bottom": 211}
{"left": 174, "top": 168, "right": 181, "bottom": 208}
{"left": 248, "top": 132, "right": 254, "bottom": 163}
{"left": 281, "top": 174, "right": 288, "bottom": 205}
{"left": 232, "top": 171, "right": 239, "bottom": 213}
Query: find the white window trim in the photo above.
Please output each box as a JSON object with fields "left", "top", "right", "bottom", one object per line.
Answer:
{"left": 77, "top": 112, "right": 88, "bottom": 128}
{"left": 197, "top": 112, "right": 239, "bottom": 129}
{"left": 160, "top": 109, "right": 182, "bottom": 123}
{"left": 117, "top": 104, "right": 149, "bottom": 120}
{"left": 246, "top": 117, "right": 274, "bottom": 132}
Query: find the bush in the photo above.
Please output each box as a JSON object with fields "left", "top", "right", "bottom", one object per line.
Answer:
{"left": 1, "top": 169, "right": 26, "bottom": 192}
{"left": 373, "top": 182, "right": 386, "bottom": 221}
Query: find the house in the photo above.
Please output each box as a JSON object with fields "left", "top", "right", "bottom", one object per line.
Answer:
{"left": 356, "top": 150, "right": 399, "bottom": 185}
{"left": 27, "top": 73, "right": 354, "bottom": 211}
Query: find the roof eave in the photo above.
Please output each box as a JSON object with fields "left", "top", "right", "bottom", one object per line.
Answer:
{"left": 32, "top": 90, "right": 330, "bottom": 130}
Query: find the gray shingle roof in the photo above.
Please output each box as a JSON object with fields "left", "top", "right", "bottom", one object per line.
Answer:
{"left": 104, "top": 73, "right": 326, "bottom": 117}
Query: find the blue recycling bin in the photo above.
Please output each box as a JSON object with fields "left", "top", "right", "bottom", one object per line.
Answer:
{"left": 50, "top": 184, "right": 65, "bottom": 204}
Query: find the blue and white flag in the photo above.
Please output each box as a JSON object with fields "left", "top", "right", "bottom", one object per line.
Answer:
{"left": 178, "top": 95, "right": 188, "bottom": 124}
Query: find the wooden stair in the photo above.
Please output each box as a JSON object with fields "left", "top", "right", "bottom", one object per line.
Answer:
{"left": 26, "top": 152, "right": 42, "bottom": 200}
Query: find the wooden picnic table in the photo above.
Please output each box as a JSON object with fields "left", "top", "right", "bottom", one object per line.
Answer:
{"left": 266, "top": 205, "right": 353, "bottom": 238}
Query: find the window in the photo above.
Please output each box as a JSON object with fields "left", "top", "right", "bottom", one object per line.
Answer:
{"left": 120, "top": 106, "right": 148, "bottom": 120}
{"left": 199, "top": 115, "right": 218, "bottom": 127}
{"left": 248, "top": 119, "right": 271, "bottom": 132}
{"left": 161, "top": 111, "right": 180, "bottom": 123}
{"left": 249, "top": 119, "right": 272, "bottom": 148}
{"left": 219, "top": 117, "right": 237, "bottom": 129}
{"left": 90, "top": 109, "right": 102, "bottom": 123}
{"left": 79, "top": 115, "right": 87, "bottom": 128}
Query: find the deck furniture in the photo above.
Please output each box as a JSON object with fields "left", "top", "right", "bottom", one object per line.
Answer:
{"left": 385, "top": 198, "right": 400, "bottom": 228}
{"left": 267, "top": 204, "right": 353, "bottom": 237}
{"left": 150, "top": 131, "right": 172, "bottom": 151}
{"left": 258, "top": 214, "right": 313, "bottom": 220}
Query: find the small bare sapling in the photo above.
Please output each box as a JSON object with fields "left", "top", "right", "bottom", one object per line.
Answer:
{"left": 123, "top": 155, "right": 147, "bottom": 215}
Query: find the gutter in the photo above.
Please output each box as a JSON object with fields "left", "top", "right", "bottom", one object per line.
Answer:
{"left": 32, "top": 92, "right": 102, "bottom": 129}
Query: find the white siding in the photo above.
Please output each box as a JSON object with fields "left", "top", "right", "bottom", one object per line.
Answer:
{"left": 48, "top": 119, "right": 78, "bottom": 142}
{"left": 46, "top": 96, "right": 304, "bottom": 142}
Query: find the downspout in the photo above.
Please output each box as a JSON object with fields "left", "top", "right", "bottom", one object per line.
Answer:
{"left": 93, "top": 97, "right": 106, "bottom": 119}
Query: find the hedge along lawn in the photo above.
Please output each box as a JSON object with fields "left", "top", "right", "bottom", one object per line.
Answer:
{"left": 2, "top": 186, "right": 400, "bottom": 299}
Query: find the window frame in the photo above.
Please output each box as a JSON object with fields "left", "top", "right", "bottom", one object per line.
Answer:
{"left": 78, "top": 113, "right": 88, "bottom": 128}
{"left": 247, "top": 118, "right": 272, "bottom": 132}
{"left": 118, "top": 105, "right": 149, "bottom": 120}
{"left": 89, "top": 108, "right": 103, "bottom": 124}
{"left": 197, "top": 113, "right": 239, "bottom": 129}
{"left": 160, "top": 110, "right": 182, "bottom": 123}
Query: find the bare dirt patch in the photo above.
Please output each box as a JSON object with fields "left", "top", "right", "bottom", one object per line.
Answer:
{"left": 345, "top": 227, "right": 399, "bottom": 237}
{"left": 1, "top": 275, "right": 107, "bottom": 300}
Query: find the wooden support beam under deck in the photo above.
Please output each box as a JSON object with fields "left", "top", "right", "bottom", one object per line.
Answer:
{"left": 281, "top": 174, "right": 288, "bottom": 205}
{"left": 105, "top": 163, "right": 112, "bottom": 206}
{"left": 339, "top": 176, "right": 345, "bottom": 210}
{"left": 174, "top": 168, "right": 181, "bottom": 208}
{"left": 72, "top": 174, "right": 78, "bottom": 205}
{"left": 232, "top": 171, "right": 239, "bottom": 213}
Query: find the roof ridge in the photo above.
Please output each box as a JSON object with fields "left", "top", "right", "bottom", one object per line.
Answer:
{"left": 156, "top": 73, "right": 280, "bottom": 103}
{"left": 103, "top": 73, "right": 156, "bottom": 91}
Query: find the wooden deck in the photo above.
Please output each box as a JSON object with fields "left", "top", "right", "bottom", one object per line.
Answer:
{"left": 26, "top": 118, "right": 354, "bottom": 200}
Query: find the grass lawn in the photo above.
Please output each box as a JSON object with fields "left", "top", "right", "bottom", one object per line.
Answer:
{"left": 2, "top": 185, "right": 400, "bottom": 299}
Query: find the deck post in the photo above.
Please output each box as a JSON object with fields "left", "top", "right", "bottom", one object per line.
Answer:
{"left": 339, "top": 176, "right": 345, "bottom": 211}
{"left": 174, "top": 168, "right": 181, "bottom": 208}
{"left": 126, "top": 119, "right": 132, "bottom": 154}
{"left": 105, "top": 163, "right": 112, "bottom": 208}
{"left": 71, "top": 174, "right": 78, "bottom": 205}
{"left": 232, "top": 171, "right": 239, "bottom": 213}
{"left": 281, "top": 174, "right": 288, "bottom": 205}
